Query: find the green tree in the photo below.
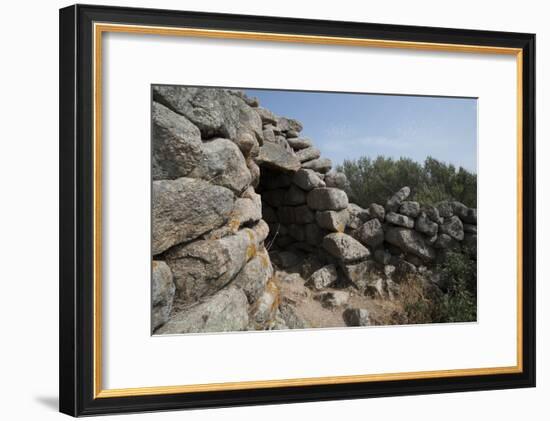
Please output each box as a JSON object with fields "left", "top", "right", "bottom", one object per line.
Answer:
{"left": 337, "top": 156, "right": 476, "bottom": 208}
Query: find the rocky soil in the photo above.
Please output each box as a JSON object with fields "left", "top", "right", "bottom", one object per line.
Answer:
{"left": 151, "top": 86, "right": 477, "bottom": 334}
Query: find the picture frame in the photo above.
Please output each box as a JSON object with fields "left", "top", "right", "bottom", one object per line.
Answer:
{"left": 59, "top": 4, "right": 535, "bottom": 417}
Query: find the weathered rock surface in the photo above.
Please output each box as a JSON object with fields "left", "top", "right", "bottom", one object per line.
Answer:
{"left": 293, "top": 169, "right": 326, "bottom": 191}
{"left": 308, "top": 264, "right": 338, "bottom": 290}
{"left": 415, "top": 212, "right": 438, "bottom": 236}
{"left": 385, "top": 212, "right": 415, "bottom": 229}
{"left": 152, "top": 178, "right": 234, "bottom": 255}
{"left": 295, "top": 147, "right": 321, "bottom": 163}
{"left": 284, "top": 184, "right": 307, "bottom": 205}
{"left": 156, "top": 287, "right": 249, "bottom": 334}
{"left": 287, "top": 137, "right": 313, "bottom": 150}
{"left": 357, "top": 218, "right": 384, "bottom": 248}
{"left": 233, "top": 249, "right": 273, "bottom": 304}
{"left": 152, "top": 261, "right": 175, "bottom": 329}
{"left": 232, "top": 187, "right": 262, "bottom": 227}
{"left": 343, "top": 308, "right": 370, "bottom": 327}
{"left": 255, "top": 142, "right": 301, "bottom": 172}
{"left": 152, "top": 102, "right": 203, "bottom": 180}
{"left": 323, "top": 233, "right": 370, "bottom": 263}
{"left": 301, "top": 158, "right": 332, "bottom": 173}
{"left": 307, "top": 188, "right": 349, "bottom": 211}
{"left": 316, "top": 291, "right": 349, "bottom": 308}
{"left": 385, "top": 186, "right": 410, "bottom": 212}
{"left": 385, "top": 227, "right": 436, "bottom": 262}
{"left": 164, "top": 228, "right": 260, "bottom": 303}
{"left": 440, "top": 215, "right": 465, "bottom": 241}
{"left": 399, "top": 201, "right": 420, "bottom": 218}
{"left": 315, "top": 209, "right": 349, "bottom": 232}
{"left": 324, "top": 171, "right": 348, "bottom": 190}
{"left": 189, "top": 137, "right": 251, "bottom": 193}
{"left": 368, "top": 203, "right": 385, "bottom": 222}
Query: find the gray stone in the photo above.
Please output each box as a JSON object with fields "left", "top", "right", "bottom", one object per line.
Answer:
{"left": 292, "top": 169, "right": 326, "bottom": 191}
{"left": 308, "top": 264, "right": 338, "bottom": 290}
{"left": 250, "top": 284, "right": 280, "bottom": 327}
{"left": 440, "top": 216, "right": 465, "bottom": 241}
{"left": 451, "top": 201, "right": 469, "bottom": 220}
{"left": 262, "top": 204, "right": 278, "bottom": 223}
{"left": 153, "top": 86, "right": 262, "bottom": 142}
{"left": 231, "top": 187, "right": 262, "bottom": 227}
{"left": 368, "top": 203, "right": 385, "bottom": 221}
{"left": 464, "top": 208, "right": 477, "bottom": 224}
{"left": 275, "top": 251, "right": 301, "bottom": 268}
{"left": 341, "top": 260, "right": 371, "bottom": 288}
{"left": 295, "top": 147, "right": 321, "bottom": 163}
{"left": 385, "top": 212, "right": 415, "bottom": 229}
{"left": 256, "top": 107, "right": 278, "bottom": 125}
{"left": 323, "top": 232, "right": 370, "bottom": 263}
{"left": 288, "top": 224, "right": 306, "bottom": 242}
{"left": 156, "top": 287, "right": 249, "bottom": 334}
{"left": 385, "top": 227, "right": 436, "bottom": 262}
{"left": 251, "top": 219, "right": 270, "bottom": 244}
{"left": 262, "top": 126, "right": 276, "bottom": 143}
{"left": 277, "top": 301, "right": 310, "bottom": 329}
{"left": 437, "top": 201, "right": 454, "bottom": 218}
{"left": 463, "top": 224, "right": 477, "bottom": 234}
{"left": 307, "top": 188, "right": 349, "bottom": 211}
{"left": 294, "top": 205, "right": 315, "bottom": 224}
{"left": 415, "top": 212, "right": 439, "bottom": 236}
{"left": 374, "top": 249, "right": 392, "bottom": 265}
{"left": 357, "top": 218, "right": 385, "bottom": 248}
{"left": 301, "top": 158, "right": 333, "bottom": 173}
{"left": 255, "top": 142, "right": 301, "bottom": 172}
{"left": 286, "top": 137, "right": 313, "bottom": 150}
{"left": 233, "top": 249, "right": 273, "bottom": 304}
{"left": 152, "top": 102, "right": 203, "bottom": 180}
{"left": 277, "top": 206, "right": 296, "bottom": 224}
{"left": 385, "top": 187, "right": 410, "bottom": 212}
{"left": 189, "top": 138, "right": 251, "bottom": 194}
{"left": 315, "top": 291, "right": 349, "bottom": 308}
{"left": 284, "top": 184, "right": 307, "bottom": 205}
{"left": 277, "top": 116, "right": 303, "bottom": 133}
{"left": 263, "top": 189, "right": 286, "bottom": 207}
{"left": 343, "top": 308, "right": 370, "bottom": 327}
{"left": 434, "top": 233, "right": 456, "bottom": 249}
{"left": 315, "top": 210, "right": 350, "bottom": 232}
{"left": 305, "top": 223, "right": 324, "bottom": 246}
{"left": 324, "top": 171, "right": 348, "bottom": 190}
{"left": 164, "top": 228, "right": 260, "bottom": 304}
{"left": 247, "top": 158, "right": 260, "bottom": 189}
{"left": 422, "top": 205, "right": 443, "bottom": 224}
{"left": 152, "top": 261, "right": 175, "bottom": 330}
{"left": 152, "top": 178, "right": 234, "bottom": 255}
{"left": 399, "top": 201, "right": 420, "bottom": 218}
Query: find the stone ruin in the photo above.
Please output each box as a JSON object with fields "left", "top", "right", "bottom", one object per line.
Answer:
{"left": 151, "top": 86, "right": 478, "bottom": 334}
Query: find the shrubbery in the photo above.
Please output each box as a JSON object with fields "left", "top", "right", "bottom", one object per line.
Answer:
{"left": 337, "top": 156, "right": 477, "bottom": 208}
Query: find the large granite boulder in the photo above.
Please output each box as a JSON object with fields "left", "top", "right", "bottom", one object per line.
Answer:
{"left": 301, "top": 158, "right": 332, "bottom": 173}
{"left": 385, "top": 187, "right": 410, "bottom": 212}
{"left": 152, "top": 178, "right": 234, "bottom": 255}
{"left": 156, "top": 286, "right": 249, "bottom": 334}
{"left": 322, "top": 233, "right": 370, "bottom": 263}
{"left": 385, "top": 212, "right": 415, "bottom": 229}
{"left": 440, "top": 215, "right": 465, "bottom": 241}
{"left": 385, "top": 227, "right": 436, "bottom": 262}
{"left": 255, "top": 142, "right": 301, "bottom": 172}
{"left": 292, "top": 169, "right": 326, "bottom": 191}
{"left": 357, "top": 218, "right": 384, "bottom": 248}
{"left": 315, "top": 209, "right": 349, "bottom": 232}
{"left": 287, "top": 137, "right": 313, "bottom": 150}
{"left": 233, "top": 248, "right": 273, "bottom": 304}
{"left": 307, "top": 188, "right": 349, "bottom": 211}
{"left": 151, "top": 261, "right": 175, "bottom": 330}
{"left": 152, "top": 102, "right": 203, "bottom": 180}
{"left": 189, "top": 137, "right": 252, "bottom": 194}
{"left": 164, "top": 228, "right": 260, "bottom": 304}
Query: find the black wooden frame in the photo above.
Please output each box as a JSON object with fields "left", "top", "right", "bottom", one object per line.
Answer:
{"left": 59, "top": 4, "right": 536, "bottom": 417}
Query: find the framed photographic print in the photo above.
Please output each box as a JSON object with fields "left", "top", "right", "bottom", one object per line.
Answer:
{"left": 59, "top": 4, "right": 536, "bottom": 417}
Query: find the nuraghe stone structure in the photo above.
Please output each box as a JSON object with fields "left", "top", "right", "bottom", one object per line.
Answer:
{"left": 151, "top": 86, "right": 477, "bottom": 334}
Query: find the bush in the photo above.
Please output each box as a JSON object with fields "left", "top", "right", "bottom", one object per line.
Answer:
{"left": 400, "top": 249, "right": 477, "bottom": 324}
{"left": 337, "top": 156, "right": 477, "bottom": 208}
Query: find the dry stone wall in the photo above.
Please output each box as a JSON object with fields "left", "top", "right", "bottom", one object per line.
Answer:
{"left": 151, "top": 86, "right": 477, "bottom": 333}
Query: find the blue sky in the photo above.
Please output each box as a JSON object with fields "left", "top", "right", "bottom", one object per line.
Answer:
{"left": 245, "top": 89, "right": 477, "bottom": 172}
